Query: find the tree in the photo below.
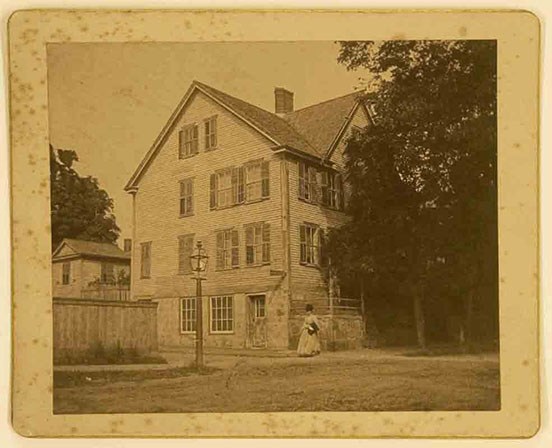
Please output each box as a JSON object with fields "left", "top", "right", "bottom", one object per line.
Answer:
{"left": 50, "top": 144, "right": 120, "bottom": 249}
{"left": 330, "top": 40, "right": 497, "bottom": 348}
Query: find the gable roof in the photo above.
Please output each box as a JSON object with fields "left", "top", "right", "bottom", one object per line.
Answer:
{"left": 125, "top": 81, "right": 369, "bottom": 191}
{"left": 282, "top": 92, "right": 369, "bottom": 159}
{"left": 53, "top": 238, "right": 130, "bottom": 261}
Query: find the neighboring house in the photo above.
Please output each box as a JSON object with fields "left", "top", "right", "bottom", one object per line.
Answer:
{"left": 125, "top": 80, "right": 374, "bottom": 350}
{"left": 52, "top": 238, "right": 131, "bottom": 301}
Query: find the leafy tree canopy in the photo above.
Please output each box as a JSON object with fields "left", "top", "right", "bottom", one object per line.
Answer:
{"left": 50, "top": 144, "right": 120, "bottom": 249}
{"left": 329, "top": 40, "right": 497, "bottom": 346}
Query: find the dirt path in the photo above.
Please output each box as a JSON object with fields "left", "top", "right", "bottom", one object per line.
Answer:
{"left": 54, "top": 354, "right": 500, "bottom": 414}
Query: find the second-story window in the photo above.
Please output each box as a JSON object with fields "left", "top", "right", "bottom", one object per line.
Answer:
{"left": 204, "top": 116, "right": 217, "bottom": 150}
{"left": 140, "top": 242, "right": 152, "bottom": 278}
{"left": 179, "top": 178, "right": 194, "bottom": 216}
{"left": 298, "top": 162, "right": 319, "bottom": 203}
{"left": 179, "top": 124, "right": 199, "bottom": 158}
{"left": 245, "top": 222, "right": 270, "bottom": 266}
{"left": 245, "top": 160, "right": 270, "bottom": 202}
{"left": 210, "top": 160, "right": 270, "bottom": 210}
{"left": 321, "top": 171, "right": 344, "bottom": 210}
{"left": 216, "top": 229, "right": 239, "bottom": 270}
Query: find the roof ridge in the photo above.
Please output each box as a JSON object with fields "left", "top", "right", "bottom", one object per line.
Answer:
{"left": 287, "top": 90, "right": 361, "bottom": 115}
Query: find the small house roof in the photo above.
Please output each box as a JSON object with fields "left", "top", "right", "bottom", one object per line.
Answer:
{"left": 52, "top": 238, "right": 131, "bottom": 261}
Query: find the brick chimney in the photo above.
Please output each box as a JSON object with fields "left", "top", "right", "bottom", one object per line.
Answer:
{"left": 123, "top": 238, "right": 132, "bottom": 253}
{"left": 274, "top": 87, "right": 294, "bottom": 115}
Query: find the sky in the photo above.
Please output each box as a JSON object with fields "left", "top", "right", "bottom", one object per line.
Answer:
{"left": 47, "top": 41, "right": 369, "bottom": 244}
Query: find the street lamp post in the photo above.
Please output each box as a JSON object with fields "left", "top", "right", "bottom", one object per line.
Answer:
{"left": 190, "top": 240, "right": 208, "bottom": 370}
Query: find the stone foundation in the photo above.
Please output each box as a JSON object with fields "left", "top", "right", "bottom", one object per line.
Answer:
{"left": 289, "top": 314, "right": 364, "bottom": 351}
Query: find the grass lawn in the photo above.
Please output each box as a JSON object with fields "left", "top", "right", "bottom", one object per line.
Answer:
{"left": 53, "top": 352, "right": 500, "bottom": 414}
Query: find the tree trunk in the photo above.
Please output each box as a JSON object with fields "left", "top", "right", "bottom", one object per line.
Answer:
{"left": 413, "top": 293, "right": 426, "bottom": 348}
{"left": 463, "top": 290, "right": 474, "bottom": 351}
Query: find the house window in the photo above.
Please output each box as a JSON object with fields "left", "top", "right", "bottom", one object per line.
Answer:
{"left": 178, "top": 124, "right": 199, "bottom": 158}
{"left": 180, "top": 297, "right": 196, "bottom": 333}
{"left": 212, "top": 169, "right": 232, "bottom": 209}
{"left": 210, "top": 161, "right": 270, "bottom": 209}
{"left": 255, "top": 295, "right": 266, "bottom": 318}
{"left": 178, "top": 234, "right": 194, "bottom": 274}
{"left": 321, "top": 171, "right": 344, "bottom": 210}
{"left": 298, "top": 162, "right": 318, "bottom": 202}
{"left": 62, "top": 262, "right": 70, "bottom": 285}
{"left": 216, "top": 229, "right": 239, "bottom": 270}
{"left": 210, "top": 295, "right": 234, "bottom": 333}
{"left": 101, "top": 262, "right": 115, "bottom": 284}
{"left": 245, "top": 222, "right": 270, "bottom": 266}
{"left": 204, "top": 116, "right": 217, "bottom": 150}
{"left": 140, "top": 242, "right": 152, "bottom": 278}
{"left": 300, "top": 224, "right": 325, "bottom": 266}
{"left": 179, "top": 178, "right": 194, "bottom": 216}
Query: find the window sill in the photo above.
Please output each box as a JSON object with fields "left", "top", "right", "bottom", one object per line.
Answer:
{"left": 204, "top": 147, "right": 218, "bottom": 152}
{"left": 209, "top": 331, "right": 235, "bottom": 335}
{"left": 178, "top": 153, "right": 198, "bottom": 160}
{"left": 179, "top": 213, "right": 194, "bottom": 219}
{"left": 244, "top": 262, "right": 271, "bottom": 269}
{"left": 211, "top": 197, "right": 270, "bottom": 211}
{"left": 140, "top": 276, "right": 151, "bottom": 279}
{"left": 298, "top": 197, "right": 319, "bottom": 205}
{"left": 299, "top": 262, "right": 322, "bottom": 269}
{"left": 215, "top": 267, "right": 240, "bottom": 272}
{"left": 180, "top": 331, "right": 196, "bottom": 335}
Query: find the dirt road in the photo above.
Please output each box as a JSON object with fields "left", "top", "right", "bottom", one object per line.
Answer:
{"left": 54, "top": 351, "right": 500, "bottom": 414}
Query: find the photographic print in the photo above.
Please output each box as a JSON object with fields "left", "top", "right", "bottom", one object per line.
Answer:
{"left": 48, "top": 39, "right": 499, "bottom": 415}
{"left": 9, "top": 10, "right": 539, "bottom": 438}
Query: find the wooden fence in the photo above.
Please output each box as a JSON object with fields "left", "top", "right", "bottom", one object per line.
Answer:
{"left": 53, "top": 297, "right": 158, "bottom": 364}
{"left": 81, "top": 286, "right": 131, "bottom": 301}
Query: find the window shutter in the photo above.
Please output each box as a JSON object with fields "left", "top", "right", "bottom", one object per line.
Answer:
{"left": 320, "top": 171, "right": 329, "bottom": 206}
{"left": 262, "top": 223, "right": 271, "bottom": 263}
{"left": 192, "top": 125, "right": 199, "bottom": 154}
{"left": 300, "top": 225, "right": 307, "bottom": 263}
{"left": 211, "top": 116, "right": 217, "bottom": 148}
{"left": 210, "top": 173, "right": 217, "bottom": 209}
{"left": 188, "top": 180, "right": 194, "bottom": 214}
{"left": 308, "top": 167, "right": 318, "bottom": 203}
{"left": 238, "top": 166, "right": 245, "bottom": 203}
{"left": 231, "top": 167, "right": 239, "bottom": 204}
{"left": 231, "top": 230, "right": 239, "bottom": 267}
{"left": 336, "top": 173, "right": 344, "bottom": 210}
{"left": 298, "top": 162, "right": 306, "bottom": 199}
{"left": 178, "top": 130, "right": 184, "bottom": 158}
{"left": 319, "top": 228, "right": 327, "bottom": 267}
{"left": 216, "top": 232, "right": 224, "bottom": 269}
{"left": 261, "top": 161, "right": 270, "bottom": 198}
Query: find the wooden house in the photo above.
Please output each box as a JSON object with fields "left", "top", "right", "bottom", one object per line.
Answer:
{"left": 125, "top": 81, "right": 374, "bottom": 350}
{"left": 52, "top": 238, "right": 131, "bottom": 301}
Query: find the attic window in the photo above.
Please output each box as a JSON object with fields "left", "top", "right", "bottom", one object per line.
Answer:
{"left": 179, "top": 124, "right": 199, "bottom": 158}
{"left": 204, "top": 116, "right": 217, "bottom": 150}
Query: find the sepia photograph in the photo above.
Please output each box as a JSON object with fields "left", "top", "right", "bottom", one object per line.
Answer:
{"left": 48, "top": 39, "right": 499, "bottom": 414}
{"left": 8, "top": 9, "right": 540, "bottom": 439}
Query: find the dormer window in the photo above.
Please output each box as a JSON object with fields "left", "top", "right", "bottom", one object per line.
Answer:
{"left": 204, "top": 116, "right": 217, "bottom": 150}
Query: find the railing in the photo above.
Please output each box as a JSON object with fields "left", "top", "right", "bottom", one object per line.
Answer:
{"left": 81, "top": 286, "right": 131, "bottom": 302}
{"left": 290, "top": 297, "right": 362, "bottom": 316}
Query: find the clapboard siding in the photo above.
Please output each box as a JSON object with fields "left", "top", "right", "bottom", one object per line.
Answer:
{"left": 288, "top": 105, "right": 370, "bottom": 300}
{"left": 133, "top": 90, "right": 283, "bottom": 301}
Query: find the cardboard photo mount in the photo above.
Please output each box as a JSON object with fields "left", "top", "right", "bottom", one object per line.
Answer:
{"left": 9, "top": 9, "right": 540, "bottom": 438}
